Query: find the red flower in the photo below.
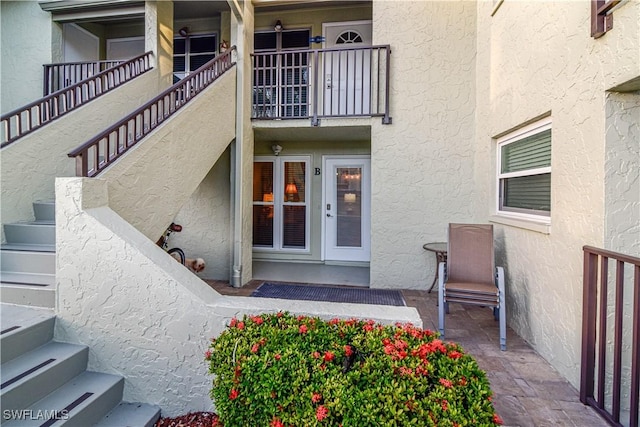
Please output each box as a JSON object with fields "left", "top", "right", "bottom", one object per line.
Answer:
{"left": 229, "top": 317, "right": 237, "bottom": 327}
{"left": 204, "top": 349, "right": 212, "bottom": 359}
{"left": 297, "top": 315, "right": 306, "bottom": 321}
{"left": 274, "top": 353, "right": 281, "bottom": 360}
{"left": 229, "top": 389, "right": 239, "bottom": 400}
{"left": 250, "top": 315, "right": 264, "bottom": 325}
{"left": 439, "top": 378, "right": 453, "bottom": 388}
{"left": 299, "top": 324, "right": 308, "bottom": 334}
{"left": 363, "top": 324, "right": 373, "bottom": 332}
{"left": 323, "top": 351, "right": 335, "bottom": 362}
{"left": 441, "top": 399, "right": 448, "bottom": 411}
{"left": 277, "top": 311, "right": 284, "bottom": 318}
{"left": 448, "top": 350, "right": 463, "bottom": 359}
{"left": 251, "top": 343, "right": 260, "bottom": 353}
{"left": 316, "top": 405, "right": 328, "bottom": 421}
{"left": 312, "top": 351, "right": 321, "bottom": 359}
{"left": 344, "top": 345, "right": 353, "bottom": 357}
{"left": 311, "top": 392, "right": 322, "bottom": 403}
{"left": 270, "top": 418, "right": 284, "bottom": 427}
{"left": 237, "top": 321, "right": 245, "bottom": 330}
{"left": 493, "top": 413, "right": 504, "bottom": 425}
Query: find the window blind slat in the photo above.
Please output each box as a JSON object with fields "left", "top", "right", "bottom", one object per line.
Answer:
{"left": 503, "top": 173, "right": 551, "bottom": 211}
{"left": 502, "top": 130, "right": 551, "bottom": 173}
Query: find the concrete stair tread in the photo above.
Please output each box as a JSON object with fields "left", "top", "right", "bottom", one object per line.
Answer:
{"left": 94, "top": 402, "right": 161, "bottom": 427}
{"left": 1, "top": 304, "right": 55, "bottom": 363}
{"left": 1, "top": 342, "right": 88, "bottom": 413}
{"left": 1, "top": 341, "right": 87, "bottom": 390}
{"left": 0, "top": 271, "right": 55, "bottom": 286}
{"left": 1, "top": 243, "right": 55, "bottom": 253}
{"left": 3, "top": 223, "right": 55, "bottom": 246}
{"left": 1, "top": 304, "right": 54, "bottom": 331}
{"left": 2, "top": 371, "right": 123, "bottom": 427}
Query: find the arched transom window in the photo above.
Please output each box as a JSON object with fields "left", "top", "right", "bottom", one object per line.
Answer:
{"left": 335, "top": 30, "right": 363, "bottom": 44}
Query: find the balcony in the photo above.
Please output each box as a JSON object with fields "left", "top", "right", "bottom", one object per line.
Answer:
{"left": 252, "top": 45, "right": 391, "bottom": 126}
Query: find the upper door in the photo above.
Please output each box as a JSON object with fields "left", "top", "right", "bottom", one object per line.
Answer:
{"left": 322, "top": 21, "right": 372, "bottom": 116}
{"left": 323, "top": 156, "right": 371, "bottom": 262}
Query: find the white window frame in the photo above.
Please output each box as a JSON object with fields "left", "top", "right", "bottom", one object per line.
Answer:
{"left": 173, "top": 32, "right": 218, "bottom": 81}
{"left": 253, "top": 156, "right": 311, "bottom": 252}
{"left": 496, "top": 117, "right": 552, "bottom": 223}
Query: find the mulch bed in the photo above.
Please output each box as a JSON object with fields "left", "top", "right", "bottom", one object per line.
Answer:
{"left": 154, "top": 412, "right": 219, "bottom": 427}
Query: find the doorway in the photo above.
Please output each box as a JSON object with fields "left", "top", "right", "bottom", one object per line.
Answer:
{"left": 323, "top": 156, "right": 371, "bottom": 262}
{"left": 322, "top": 21, "right": 372, "bottom": 116}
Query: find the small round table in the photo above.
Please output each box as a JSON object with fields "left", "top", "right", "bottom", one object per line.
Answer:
{"left": 422, "top": 242, "right": 447, "bottom": 293}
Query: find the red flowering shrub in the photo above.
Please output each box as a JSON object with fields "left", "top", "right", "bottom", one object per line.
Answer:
{"left": 207, "top": 313, "right": 501, "bottom": 426}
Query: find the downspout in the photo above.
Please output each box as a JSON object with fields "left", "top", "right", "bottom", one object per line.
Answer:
{"left": 230, "top": 4, "right": 244, "bottom": 287}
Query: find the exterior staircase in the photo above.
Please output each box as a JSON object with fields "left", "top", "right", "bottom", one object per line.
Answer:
{"left": 1, "top": 303, "right": 161, "bottom": 426}
{"left": 1, "top": 201, "right": 56, "bottom": 308}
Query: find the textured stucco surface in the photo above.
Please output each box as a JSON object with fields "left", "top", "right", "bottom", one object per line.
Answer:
{"left": 55, "top": 177, "right": 422, "bottom": 416}
{"left": 1, "top": 70, "right": 162, "bottom": 240}
{"left": 369, "top": 0, "right": 477, "bottom": 289}
{"left": 0, "top": 1, "right": 55, "bottom": 112}
{"left": 102, "top": 70, "right": 237, "bottom": 241}
{"left": 171, "top": 149, "right": 232, "bottom": 281}
{"left": 473, "top": 0, "right": 640, "bottom": 389}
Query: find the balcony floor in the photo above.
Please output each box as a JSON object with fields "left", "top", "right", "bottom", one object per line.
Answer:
{"left": 206, "top": 278, "right": 604, "bottom": 427}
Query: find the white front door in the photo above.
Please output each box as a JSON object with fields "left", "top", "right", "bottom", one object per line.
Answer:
{"left": 323, "top": 157, "right": 371, "bottom": 262}
{"left": 322, "top": 21, "right": 372, "bottom": 116}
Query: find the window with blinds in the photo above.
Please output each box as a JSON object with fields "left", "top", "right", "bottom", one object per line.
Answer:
{"left": 253, "top": 157, "right": 309, "bottom": 251}
{"left": 173, "top": 34, "right": 217, "bottom": 83}
{"left": 497, "top": 118, "right": 552, "bottom": 218}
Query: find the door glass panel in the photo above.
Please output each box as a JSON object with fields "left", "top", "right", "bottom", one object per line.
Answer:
{"left": 253, "top": 162, "right": 274, "bottom": 248}
{"left": 336, "top": 167, "right": 362, "bottom": 247}
{"left": 283, "top": 206, "right": 305, "bottom": 248}
{"left": 283, "top": 162, "right": 306, "bottom": 202}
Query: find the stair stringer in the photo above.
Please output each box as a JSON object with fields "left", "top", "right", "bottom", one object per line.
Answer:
{"left": 54, "top": 177, "right": 423, "bottom": 417}
{"left": 100, "top": 69, "right": 237, "bottom": 242}
{"left": 0, "top": 69, "right": 162, "bottom": 242}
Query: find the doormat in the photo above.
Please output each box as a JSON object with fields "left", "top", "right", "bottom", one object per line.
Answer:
{"left": 251, "top": 282, "right": 406, "bottom": 306}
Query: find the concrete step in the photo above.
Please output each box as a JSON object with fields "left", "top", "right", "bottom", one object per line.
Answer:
{"left": 1, "top": 250, "right": 55, "bottom": 275}
{"left": 33, "top": 201, "right": 55, "bottom": 223}
{"left": 0, "top": 271, "right": 55, "bottom": 286}
{"left": 1, "top": 341, "right": 88, "bottom": 414}
{"left": 2, "top": 371, "right": 124, "bottom": 427}
{"left": 3, "top": 223, "right": 55, "bottom": 246}
{"left": 1, "top": 304, "right": 55, "bottom": 363}
{"left": 1, "top": 243, "right": 55, "bottom": 253}
{"left": 94, "top": 402, "right": 162, "bottom": 427}
{"left": 0, "top": 283, "right": 55, "bottom": 308}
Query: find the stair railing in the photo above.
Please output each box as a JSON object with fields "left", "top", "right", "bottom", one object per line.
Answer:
{"left": 581, "top": 245, "right": 640, "bottom": 427}
{"left": 68, "top": 47, "right": 236, "bottom": 178}
{"left": 44, "top": 59, "right": 127, "bottom": 96}
{"left": 1, "top": 52, "right": 153, "bottom": 148}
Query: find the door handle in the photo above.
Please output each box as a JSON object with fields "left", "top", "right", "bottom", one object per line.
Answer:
{"left": 326, "top": 213, "right": 333, "bottom": 217}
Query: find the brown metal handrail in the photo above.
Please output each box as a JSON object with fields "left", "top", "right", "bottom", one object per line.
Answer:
{"left": 581, "top": 245, "right": 640, "bottom": 427}
{"left": 68, "top": 47, "right": 236, "bottom": 178}
{"left": 1, "top": 52, "right": 153, "bottom": 148}
{"left": 252, "top": 45, "right": 391, "bottom": 125}
{"left": 44, "top": 59, "right": 126, "bottom": 96}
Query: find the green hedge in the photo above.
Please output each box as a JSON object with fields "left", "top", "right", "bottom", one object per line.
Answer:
{"left": 206, "top": 313, "right": 502, "bottom": 426}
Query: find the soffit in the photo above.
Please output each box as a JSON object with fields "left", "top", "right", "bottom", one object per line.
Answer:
{"left": 253, "top": 0, "right": 370, "bottom": 12}
{"left": 254, "top": 122, "right": 371, "bottom": 143}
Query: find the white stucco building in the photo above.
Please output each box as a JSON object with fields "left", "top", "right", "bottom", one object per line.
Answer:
{"left": 1, "top": 0, "right": 638, "bottom": 420}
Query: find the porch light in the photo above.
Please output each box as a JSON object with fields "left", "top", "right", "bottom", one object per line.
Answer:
{"left": 179, "top": 27, "right": 189, "bottom": 37}
{"left": 274, "top": 20, "right": 283, "bottom": 32}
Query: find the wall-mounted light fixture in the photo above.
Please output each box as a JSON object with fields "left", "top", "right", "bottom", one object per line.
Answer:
{"left": 179, "top": 27, "right": 189, "bottom": 37}
{"left": 274, "top": 20, "right": 283, "bottom": 32}
{"left": 271, "top": 144, "right": 282, "bottom": 156}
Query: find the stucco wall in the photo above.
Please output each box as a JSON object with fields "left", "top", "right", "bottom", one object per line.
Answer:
{"left": 474, "top": 0, "right": 640, "bottom": 388}
{"left": 0, "top": 1, "right": 56, "bottom": 112}
{"left": 55, "top": 177, "right": 422, "bottom": 416}
{"left": 102, "top": 70, "right": 237, "bottom": 242}
{"left": 0, "top": 70, "right": 162, "bottom": 238}
{"left": 170, "top": 148, "right": 232, "bottom": 281}
{"left": 369, "top": 0, "right": 477, "bottom": 289}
